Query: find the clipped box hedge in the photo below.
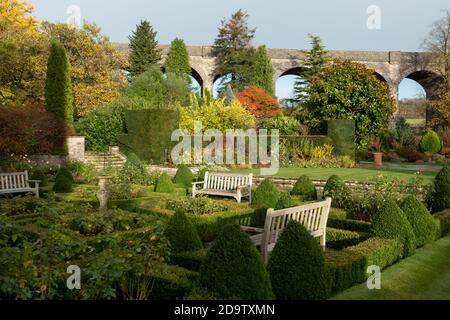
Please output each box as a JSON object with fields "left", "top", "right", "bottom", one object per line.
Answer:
{"left": 170, "top": 249, "right": 207, "bottom": 272}
{"left": 434, "top": 209, "right": 450, "bottom": 237}
{"left": 326, "top": 228, "right": 369, "bottom": 250}
{"left": 327, "top": 218, "right": 371, "bottom": 233}
{"left": 147, "top": 262, "right": 199, "bottom": 300}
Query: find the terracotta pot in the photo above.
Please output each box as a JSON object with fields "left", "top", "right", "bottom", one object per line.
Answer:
{"left": 373, "top": 152, "right": 383, "bottom": 168}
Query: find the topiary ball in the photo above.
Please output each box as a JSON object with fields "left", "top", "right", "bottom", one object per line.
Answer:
{"left": 371, "top": 199, "right": 416, "bottom": 257}
{"left": 275, "top": 192, "right": 294, "bottom": 210}
{"left": 197, "top": 224, "right": 274, "bottom": 300}
{"left": 291, "top": 175, "right": 317, "bottom": 200}
{"left": 173, "top": 164, "right": 194, "bottom": 189}
{"left": 30, "top": 169, "right": 48, "bottom": 187}
{"left": 323, "top": 175, "right": 351, "bottom": 208}
{"left": 267, "top": 220, "right": 329, "bottom": 300}
{"left": 53, "top": 174, "right": 73, "bottom": 193}
{"left": 401, "top": 195, "right": 439, "bottom": 247}
{"left": 154, "top": 173, "right": 175, "bottom": 193}
{"left": 429, "top": 166, "right": 450, "bottom": 213}
{"left": 252, "top": 179, "right": 280, "bottom": 209}
{"left": 57, "top": 167, "right": 74, "bottom": 183}
{"left": 419, "top": 129, "right": 442, "bottom": 155}
{"left": 165, "top": 210, "right": 203, "bottom": 254}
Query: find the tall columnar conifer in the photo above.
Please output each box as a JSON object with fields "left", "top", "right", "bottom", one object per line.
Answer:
{"left": 250, "top": 46, "right": 275, "bottom": 95}
{"left": 165, "top": 38, "right": 191, "bottom": 83}
{"left": 45, "top": 40, "right": 73, "bottom": 128}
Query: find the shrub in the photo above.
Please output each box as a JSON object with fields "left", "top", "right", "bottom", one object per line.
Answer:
{"left": 400, "top": 195, "right": 439, "bottom": 247}
{"left": 170, "top": 249, "right": 206, "bottom": 272}
{"left": 275, "top": 192, "right": 294, "bottom": 210}
{"left": 291, "top": 175, "right": 317, "bottom": 200}
{"left": 173, "top": 165, "right": 194, "bottom": 189}
{"left": 67, "top": 161, "right": 97, "bottom": 184}
{"left": 118, "top": 153, "right": 150, "bottom": 185}
{"left": 167, "top": 198, "right": 228, "bottom": 216}
{"left": 371, "top": 199, "right": 416, "bottom": 257}
{"left": 236, "top": 85, "right": 281, "bottom": 118}
{"left": 154, "top": 173, "right": 175, "bottom": 193}
{"left": 419, "top": 129, "right": 442, "bottom": 155}
{"left": 267, "top": 221, "right": 328, "bottom": 299}
{"left": 252, "top": 179, "right": 280, "bottom": 208}
{"left": 327, "top": 218, "right": 371, "bottom": 233}
{"left": 53, "top": 174, "right": 73, "bottom": 193}
{"left": 56, "top": 167, "right": 74, "bottom": 183}
{"left": 118, "top": 108, "right": 180, "bottom": 164}
{"left": 428, "top": 166, "right": 450, "bottom": 213}
{"left": 30, "top": 169, "right": 48, "bottom": 187}
{"left": 344, "top": 237, "right": 402, "bottom": 272}
{"left": 323, "top": 175, "right": 351, "bottom": 208}
{"left": 165, "top": 211, "right": 203, "bottom": 254}
{"left": 0, "top": 104, "right": 66, "bottom": 156}
{"left": 326, "top": 228, "right": 369, "bottom": 250}
{"left": 197, "top": 224, "right": 274, "bottom": 299}
{"left": 324, "top": 249, "right": 366, "bottom": 294}
{"left": 434, "top": 209, "right": 450, "bottom": 237}
{"left": 75, "top": 103, "right": 125, "bottom": 152}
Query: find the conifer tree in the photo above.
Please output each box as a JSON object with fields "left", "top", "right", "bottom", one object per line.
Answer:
{"left": 294, "top": 34, "right": 330, "bottom": 104}
{"left": 165, "top": 38, "right": 191, "bottom": 83}
{"left": 250, "top": 45, "right": 275, "bottom": 95}
{"left": 128, "top": 20, "right": 161, "bottom": 77}
{"left": 45, "top": 40, "right": 73, "bottom": 128}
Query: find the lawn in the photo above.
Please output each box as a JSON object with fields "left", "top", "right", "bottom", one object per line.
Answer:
{"left": 332, "top": 234, "right": 450, "bottom": 300}
{"left": 231, "top": 165, "right": 439, "bottom": 184}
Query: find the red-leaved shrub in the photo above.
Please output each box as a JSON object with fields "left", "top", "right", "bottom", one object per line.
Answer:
{"left": 236, "top": 85, "right": 281, "bottom": 118}
{"left": 0, "top": 104, "right": 67, "bottom": 156}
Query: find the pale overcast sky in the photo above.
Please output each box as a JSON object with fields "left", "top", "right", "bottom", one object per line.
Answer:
{"left": 28, "top": 0, "right": 449, "bottom": 99}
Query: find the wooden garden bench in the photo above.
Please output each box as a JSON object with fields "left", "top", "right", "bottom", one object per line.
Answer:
{"left": 242, "top": 198, "right": 332, "bottom": 264}
{"left": 192, "top": 172, "right": 253, "bottom": 203}
{"left": 0, "top": 171, "right": 40, "bottom": 198}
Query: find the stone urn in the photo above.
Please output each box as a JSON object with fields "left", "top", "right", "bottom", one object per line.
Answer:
{"left": 97, "top": 176, "right": 112, "bottom": 211}
{"left": 373, "top": 152, "right": 383, "bottom": 168}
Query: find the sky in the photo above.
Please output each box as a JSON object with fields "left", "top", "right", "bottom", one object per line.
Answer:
{"left": 28, "top": 0, "right": 448, "bottom": 100}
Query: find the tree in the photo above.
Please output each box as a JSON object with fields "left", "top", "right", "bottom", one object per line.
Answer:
{"left": 42, "top": 22, "right": 128, "bottom": 118}
{"left": 305, "top": 59, "right": 394, "bottom": 149}
{"left": 422, "top": 10, "right": 450, "bottom": 93}
{"left": 45, "top": 40, "right": 74, "bottom": 128}
{"left": 128, "top": 20, "right": 161, "bottom": 78}
{"left": 236, "top": 85, "right": 281, "bottom": 118}
{"left": 249, "top": 46, "right": 275, "bottom": 95}
{"left": 165, "top": 38, "right": 191, "bottom": 82}
{"left": 0, "top": 0, "right": 47, "bottom": 107}
{"left": 212, "top": 9, "right": 256, "bottom": 93}
{"left": 294, "top": 34, "right": 330, "bottom": 105}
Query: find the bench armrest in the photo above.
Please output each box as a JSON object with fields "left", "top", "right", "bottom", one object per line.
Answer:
{"left": 241, "top": 226, "right": 264, "bottom": 233}
{"left": 28, "top": 180, "right": 40, "bottom": 188}
{"left": 237, "top": 183, "right": 251, "bottom": 191}
{"left": 192, "top": 181, "right": 205, "bottom": 186}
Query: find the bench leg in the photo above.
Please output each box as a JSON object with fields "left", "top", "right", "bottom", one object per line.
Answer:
{"left": 320, "top": 235, "right": 326, "bottom": 252}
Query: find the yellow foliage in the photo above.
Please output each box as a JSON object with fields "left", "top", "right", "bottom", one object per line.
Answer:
{"left": 179, "top": 97, "right": 256, "bottom": 134}
{"left": 0, "top": 0, "right": 38, "bottom": 35}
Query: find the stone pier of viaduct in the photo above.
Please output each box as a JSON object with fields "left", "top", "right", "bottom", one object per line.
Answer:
{"left": 115, "top": 44, "right": 444, "bottom": 104}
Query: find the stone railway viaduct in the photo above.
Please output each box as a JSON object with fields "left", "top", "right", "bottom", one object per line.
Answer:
{"left": 115, "top": 44, "right": 445, "bottom": 105}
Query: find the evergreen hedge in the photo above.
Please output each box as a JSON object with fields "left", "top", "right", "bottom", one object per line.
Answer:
{"left": 165, "top": 211, "right": 203, "bottom": 254}
{"left": 252, "top": 179, "right": 280, "bottom": 209}
{"left": 323, "top": 175, "right": 351, "bottom": 208}
{"left": 154, "top": 173, "right": 175, "bottom": 193}
{"left": 428, "top": 166, "right": 450, "bottom": 213}
{"left": 173, "top": 165, "right": 194, "bottom": 189}
{"left": 291, "top": 175, "right": 317, "bottom": 200}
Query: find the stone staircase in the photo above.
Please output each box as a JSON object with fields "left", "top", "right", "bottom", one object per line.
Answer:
{"left": 85, "top": 150, "right": 127, "bottom": 171}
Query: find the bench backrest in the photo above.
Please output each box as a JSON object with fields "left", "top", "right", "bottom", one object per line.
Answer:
{"left": 0, "top": 171, "right": 30, "bottom": 191}
{"left": 204, "top": 172, "right": 253, "bottom": 191}
{"left": 261, "top": 198, "right": 332, "bottom": 261}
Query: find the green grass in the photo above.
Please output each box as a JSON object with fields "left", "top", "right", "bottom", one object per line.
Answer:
{"left": 332, "top": 234, "right": 450, "bottom": 300}
{"left": 230, "top": 166, "right": 437, "bottom": 184}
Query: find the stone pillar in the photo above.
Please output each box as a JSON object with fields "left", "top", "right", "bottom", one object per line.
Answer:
{"left": 67, "top": 136, "right": 85, "bottom": 162}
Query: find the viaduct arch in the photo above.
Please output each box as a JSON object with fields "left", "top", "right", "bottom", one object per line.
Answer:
{"left": 115, "top": 44, "right": 445, "bottom": 106}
